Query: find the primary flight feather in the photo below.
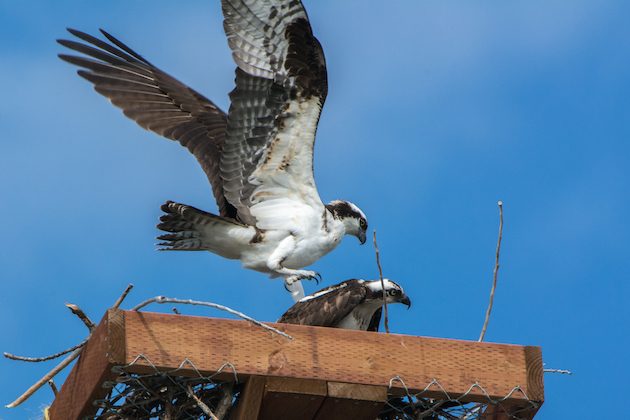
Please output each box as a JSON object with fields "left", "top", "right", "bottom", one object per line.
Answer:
{"left": 58, "top": 0, "right": 368, "bottom": 300}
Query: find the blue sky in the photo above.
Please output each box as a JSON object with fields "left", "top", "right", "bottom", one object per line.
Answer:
{"left": 1, "top": 1, "right": 629, "bottom": 418}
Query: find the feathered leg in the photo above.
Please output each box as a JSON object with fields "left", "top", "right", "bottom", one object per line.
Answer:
{"left": 267, "top": 236, "right": 320, "bottom": 301}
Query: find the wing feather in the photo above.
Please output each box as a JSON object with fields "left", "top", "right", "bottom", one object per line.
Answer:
{"left": 219, "top": 0, "right": 328, "bottom": 225}
{"left": 58, "top": 29, "right": 237, "bottom": 218}
{"left": 277, "top": 280, "right": 367, "bottom": 327}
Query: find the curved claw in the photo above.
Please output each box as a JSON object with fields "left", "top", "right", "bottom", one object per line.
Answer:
{"left": 314, "top": 272, "right": 322, "bottom": 284}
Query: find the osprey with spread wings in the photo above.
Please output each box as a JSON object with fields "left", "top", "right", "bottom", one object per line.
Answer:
{"left": 58, "top": 0, "right": 368, "bottom": 300}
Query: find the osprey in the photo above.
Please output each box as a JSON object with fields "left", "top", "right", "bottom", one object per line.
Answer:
{"left": 278, "top": 279, "right": 411, "bottom": 331}
{"left": 58, "top": 0, "right": 368, "bottom": 300}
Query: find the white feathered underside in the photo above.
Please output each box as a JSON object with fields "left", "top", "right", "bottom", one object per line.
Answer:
{"left": 249, "top": 96, "right": 324, "bottom": 232}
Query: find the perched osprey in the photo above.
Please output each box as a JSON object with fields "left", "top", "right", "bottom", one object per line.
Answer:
{"left": 278, "top": 279, "right": 411, "bottom": 331}
{"left": 58, "top": 0, "right": 368, "bottom": 300}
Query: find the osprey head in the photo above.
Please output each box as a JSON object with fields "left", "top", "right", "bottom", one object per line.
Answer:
{"left": 326, "top": 200, "right": 368, "bottom": 244}
{"left": 365, "top": 279, "right": 411, "bottom": 308}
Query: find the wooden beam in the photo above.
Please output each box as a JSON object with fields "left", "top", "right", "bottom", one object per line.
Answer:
{"left": 313, "top": 382, "right": 386, "bottom": 420}
{"left": 231, "top": 376, "right": 266, "bottom": 420}
{"left": 47, "top": 309, "right": 124, "bottom": 419}
{"left": 120, "top": 310, "right": 544, "bottom": 402}
{"left": 258, "top": 377, "right": 327, "bottom": 420}
{"left": 48, "top": 310, "right": 544, "bottom": 418}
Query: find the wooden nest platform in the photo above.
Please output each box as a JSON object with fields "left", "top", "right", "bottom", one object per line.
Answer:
{"left": 47, "top": 310, "right": 544, "bottom": 419}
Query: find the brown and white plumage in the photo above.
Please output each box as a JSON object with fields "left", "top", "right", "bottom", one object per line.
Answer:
{"left": 58, "top": 0, "right": 368, "bottom": 300}
{"left": 278, "top": 279, "right": 411, "bottom": 331}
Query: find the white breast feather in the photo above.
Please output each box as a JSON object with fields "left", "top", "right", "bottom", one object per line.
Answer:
{"left": 249, "top": 97, "right": 324, "bottom": 232}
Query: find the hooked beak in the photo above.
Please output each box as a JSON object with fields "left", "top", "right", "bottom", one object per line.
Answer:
{"left": 399, "top": 294, "right": 411, "bottom": 309}
{"left": 358, "top": 230, "right": 366, "bottom": 245}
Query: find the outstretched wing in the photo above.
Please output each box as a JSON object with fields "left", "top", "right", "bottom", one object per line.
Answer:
{"left": 57, "top": 29, "right": 237, "bottom": 219}
{"left": 277, "top": 280, "right": 366, "bottom": 327}
{"left": 219, "top": 0, "right": 328, "bottom": 226}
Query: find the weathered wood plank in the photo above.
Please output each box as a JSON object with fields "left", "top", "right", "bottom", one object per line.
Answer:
{"left": 47, "top": 310, "right": 125, "bottom": 419}
{"left": 259, "top": 377, "right": 327, "bottom": 420}
{"left": 313, "top": 382, "right": 387, "bottom": 420}
{"left": 231, "top": 376, "right": 266, "bottom": 420}
{"left": 121, "top": 310, "right": 544, "bottom": 404}
{"left": 47, "top": 310, "right": 544, "bottom": 418}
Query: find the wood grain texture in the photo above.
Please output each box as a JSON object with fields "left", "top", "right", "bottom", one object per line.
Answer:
{"left": 313, "top": 382, "right": 387, "bottom": 420}
{"left": 121, "top": 310, "right": 544, "bottom": 404}
{"left": 259, "top": 377, "right": 327, "bottom": 420}
{"left": 47, "top": 310, "right": 544, "bottom": 418}
{"left": 231, "top": 376, "right": 266, "bottom": 420}
{"left": 47, "top": 311, "right": 119, "bottom": 419}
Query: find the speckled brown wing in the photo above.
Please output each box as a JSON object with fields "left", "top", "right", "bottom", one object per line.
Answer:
{"left": 57, "top": 29, "right": 237, "bottom": 219}
{"left": 219, "top": 0, "right": 328, "bottom": 225}
{"left": 277, "top": 280, "right": 367, "bottom": 328}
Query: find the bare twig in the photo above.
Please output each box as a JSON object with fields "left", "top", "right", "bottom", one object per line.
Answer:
{"left": 7, "top": 285, "right": 132, "bottom": 408}
{"left": 373, "top": 230, "right": 390, "bottom": 333}
{"left": 4, "top": 339, "right": 87, "bottom": 363}
{"left": 479, "top": 200, "right": 504, "bottom": 342}
{"left": 214, "top": 383, "right": 234, "bottom": 419}
{"left": 5, "top": 348, "right": 82, "bottom": 408}
{"left": 47, "top": 380, "right": 58, "bottom": 397}
{"left": 544, "top": 368, "right": 573, "bottom": 375}
{"left": 186, "top": 384, "right": 218, "bottom": 419}
{"left": 112, "top": 283, "right": 134, "bottom": 309}
{"left": 132, "top": 296, "right": 293, "bottom": 340}
{"left": 66, "top": 303, "right": 96, "bottom": 332}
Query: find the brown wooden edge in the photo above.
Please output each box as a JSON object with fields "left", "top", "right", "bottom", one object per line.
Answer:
{"left": 47, "top": 310, "right": 544, "bottom": 419}
{"left": 231, "top": 376, "right": 387, "bottom": 420}
{"left": 48, "top": 309, "right": 125, "bottom": 419}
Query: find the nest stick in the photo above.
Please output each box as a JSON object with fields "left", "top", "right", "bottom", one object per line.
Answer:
{"left": 186, "top": 384, "right": 218, "bottom": 419}
{"left": 65, "top": 303, "right": 96, "bottom": 332}
{"left": 478, "top": 200, "right": 504, "bottom": 342}
{"left": 373, "top": 230, "right": 390, "bottom": 333}
{"left": 5, "top": 348, "right": 82, "bottom": 408}
{"left": 131, "top": 296, "right": 293, "bottom": 340}
{"left": 112, "top": 283, "right": 134, "bottom": 309}
{"left": 214, "top": 383, "right": 234, "bottom": 419}
{"left": 6, "top": 283, "right": 134, "bottom": 408}
{"left": 47, "top": 380, "right": 59, "bottom": 397}
{"left": 3, "top": 339, "right": 87, "bottom": 363}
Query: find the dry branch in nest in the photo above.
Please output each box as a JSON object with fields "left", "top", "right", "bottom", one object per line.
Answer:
{"left": 373, "top": 230, "right": 390, "bottom": 333}
{"left": 479, "top": 200, "right": 504, "bottom": 342}
{"left": 4, "top": 283, "right": 135, "bottom": 408}
{"left": 4, "top": 283, "right": 289, "bottom": 410}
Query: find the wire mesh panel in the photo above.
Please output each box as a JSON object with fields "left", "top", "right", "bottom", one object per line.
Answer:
{"left": 88, "top": 354, "right": 539, "bottom": 420}
{"left": 93, "top": 356, "right": 240, "bottom": 420}
{"left": 380, "top": 378, "right": 540, "bottom": 420}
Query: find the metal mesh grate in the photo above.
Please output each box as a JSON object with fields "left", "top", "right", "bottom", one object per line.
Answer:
{"left": 380, "top": 377, "right": 539, "bottom": 419}
{"left": 90, "top": 355, "right": 538, "bottom": 420}
{"left": 93, "top": 355, "right": 240, "bottom": 419}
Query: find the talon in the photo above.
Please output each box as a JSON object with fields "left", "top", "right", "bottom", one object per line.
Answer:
{"left": 315, "top": 272, "right": 322, "bottom": 284}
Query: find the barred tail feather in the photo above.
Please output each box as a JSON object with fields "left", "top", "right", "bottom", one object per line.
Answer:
{"left": 157, "top": 201, "right": 256, "bottom": 259}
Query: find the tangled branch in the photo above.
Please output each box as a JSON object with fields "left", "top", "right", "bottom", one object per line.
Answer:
{"left": 4, "top": 283, "right": 134, "bottom": 408}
